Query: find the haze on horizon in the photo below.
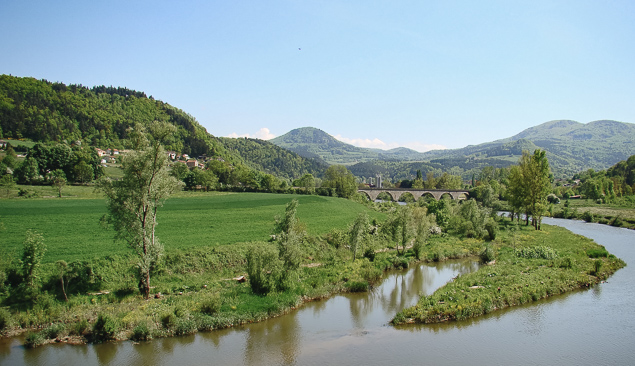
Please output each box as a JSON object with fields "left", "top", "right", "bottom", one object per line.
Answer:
{"left": 1, "top": 1, "right": 634, "bottom": 152}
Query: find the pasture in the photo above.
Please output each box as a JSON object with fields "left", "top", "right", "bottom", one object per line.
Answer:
{"left": 0, "top": 192, "right": 383, "bottom": 263}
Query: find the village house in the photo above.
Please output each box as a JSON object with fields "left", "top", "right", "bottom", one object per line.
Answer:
{"left": 186, "top": 159, "right": 203, "bottom": 169}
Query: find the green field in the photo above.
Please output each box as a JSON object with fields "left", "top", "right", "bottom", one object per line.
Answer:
{"left": 0, "top": 192, "right": 383, "bottom": 263}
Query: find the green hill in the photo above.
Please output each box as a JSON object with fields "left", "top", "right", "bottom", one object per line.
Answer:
{"left": 0, "top": 75, "right": 324, "bottom": 181}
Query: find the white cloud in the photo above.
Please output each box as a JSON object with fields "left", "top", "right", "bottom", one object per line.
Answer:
{"left": 226, "top": 128, "right": 276, "bottom": 140}
{"left": 334, "top": 135, "right": 446, "bottom": 152}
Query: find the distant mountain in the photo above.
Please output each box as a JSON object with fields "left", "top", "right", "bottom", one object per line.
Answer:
{"left": 273, "top": 120, "right": 635, "bottom": 180}
{"left": 419, "top": 120, "right": 635, "bottom": 178}
{"left": 270, "top": 127, "right": 426, "bottom": 165}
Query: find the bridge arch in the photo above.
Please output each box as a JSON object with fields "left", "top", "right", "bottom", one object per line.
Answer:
{"left": 358, "top": 188, "right": 469, "bottom": 202}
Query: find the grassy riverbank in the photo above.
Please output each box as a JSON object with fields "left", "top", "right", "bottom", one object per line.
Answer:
{"left": 550, "top": 197, "right": 635, "bottom": 229}
{"left": 393, "top": 220, "right": 626, "bottom": 324}
{"left": 0, "top": 192, "right": 626, "bottom": 347}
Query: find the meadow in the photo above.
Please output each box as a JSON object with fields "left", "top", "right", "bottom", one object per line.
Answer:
{"left": 0, "top": 191, "right": 384, "bottom": 263}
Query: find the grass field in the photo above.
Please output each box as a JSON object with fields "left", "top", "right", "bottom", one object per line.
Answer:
{"left": 0, "top": 192, "right": 384, "bottom": 263}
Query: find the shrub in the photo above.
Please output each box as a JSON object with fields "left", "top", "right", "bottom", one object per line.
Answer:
{"left": 42, "top": 323, "right": 66, "bottom": 339}
{"left": 246, "top": 245, "right": 282, "bottom": 295}
{"left": 484, "top": 220, "right": 498, "bottom": 241}
{"left": 587, "top": 248, "right": 609, "bottom": 258}
{"left": 346, "top": 281, "right": 369, "bottom": 292}
{"left": 92, "top": 314, "right": 118, "bottom": 343}
{"left": 199, "top": 295, "right": 222, "bottom": 315}
{"left": 515, "top": 246, "right": 558, "bottom": 260}
{"left": 581, "top": 211, "right": 595, "bottom": 223}
{"left": 174, "top": 318, "right": 197, "bottom": 336}
{"left": 131, "top": 323, "right": 151, "bottom": 341}
{"left": 609, "top": 216, "right": 623, "bottom": 227}
{"left": 411, "top": 240, "right": 423, "bottom": 260}
{"left": 363, "top": 248, "right": 376, "bottom": 262}
{"left": 592, "top": 259, "right": 603, "bottom": 275}
{"left": 71, "top": 319, "right": 89, "bottom": 335}
{"left": 559, "top": 257, "right": 574, "bottom": 269}
{"left": 24, "top": 331, "right": 45, "bottom": 348}
{"left": 0, "top": 308, "right": 11, "bottom": 331}
{"left": 480, "top": 245, "right": 495, "bottom": 264}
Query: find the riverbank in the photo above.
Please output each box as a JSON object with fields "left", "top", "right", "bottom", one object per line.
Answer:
{"left": 393, "top": 219, "right": 626, "bottom": 324}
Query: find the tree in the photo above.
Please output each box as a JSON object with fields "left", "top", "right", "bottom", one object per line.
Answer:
{"left": 322, "top": 165, "right": 357, "bottom": 198}
{"left": 349, "top": 212, "right": 369, "bottom": 261}
{"left": 14, "top": 156, "right": 40, "bottom": 184}
{"left": 97, "top": 121, "right": 184, "bottom": 299}
{"left": 48, "top": 169, "right": 67, "bottom": 198}
{"left": 73, "top": 161, "right": 94, "bottom": 183}
{"left": 508, "top": 150, "right": 551, "bottom": 230}
{"left": 0, "top": 174, "right": 16, "bottom": 197}
{"left": 19, "top": 230, "right": 46, "bottom": 290}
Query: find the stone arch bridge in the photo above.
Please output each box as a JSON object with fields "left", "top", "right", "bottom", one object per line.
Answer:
{"left": 358, "top": 188, "right": 469, "bottom": 202}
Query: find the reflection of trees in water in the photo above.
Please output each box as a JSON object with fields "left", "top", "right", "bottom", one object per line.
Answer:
{"left": 244, "top": 311, "right": 301, "bottom": 366}
{"left": 93, "top": 341, "right": 121, "bottom": 365}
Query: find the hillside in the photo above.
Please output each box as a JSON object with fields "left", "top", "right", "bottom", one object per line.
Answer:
{"left": 272, "top": 120, "right": 635, "bottom": 180}
{"left": 218, "top": 137, "right": 328, "bottom": 179}
{"left": 270, "top": 127, "right": 427, "bottom": 165}
{"left": 0, "top": 75, "right": 324, "bottom": 181}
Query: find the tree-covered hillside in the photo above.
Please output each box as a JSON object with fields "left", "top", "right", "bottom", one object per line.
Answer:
{"left": 218, "top": 137, "right": 328, "bottom": 179}
{"left": 0, "top": 75, "right": 232, "bottom": 160}
{"left": 0, "top": 75, "right": 327, "bottom": 181}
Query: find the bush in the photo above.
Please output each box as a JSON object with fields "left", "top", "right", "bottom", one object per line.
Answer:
{"left": 515, "top": 246, "right": 558, "bottom": 260}
{"left": 363, "top": 248, "right": 376, "bottom": 262}
{"left": 592, "top": 259, "right": 603, "bottom": 275}
{"left": 92, "top": 314, "right": 118, "bottom": 343}
{"left": 345, "top": 281, "right": 369, "bottom": 292}
{"left": 42, "top": 323, "right": 66, "bottom": 339}
{"left": 246, "top": 245, "right": 282, "bottom": 295}
{"left": 24, "top": 331, "right": 45, "bottom": 348}
{"left": 587, "top": 248, "right": 609, "bottom": 258}
{"left": 411, "top": 240, "right": 423, "bottom": 260}
{"left": 199, "top": 294, "right": 222, "bottom": 315}
{"left": 559, "top": 257, "right": 574, "bottom": 269}
{"left": 480, "top": 245, "right": 495, "bottom": 264}
{"left": 0, "top": 308, "right": 11, "bottom": 331}
{"left": 581, "top": 211, "right": 595, "bottom": 223}
{"left": 131, "top": 323, "right": 151, "bottom": 341}
{"left": 174, "top": 318, "right": 197, "bottom": 336}
{"left": 609, "top": 216, "right": 623, "bottom": 227}
{"left": 484, "top": 220, "right": 498, "bottom": 241}
{"left": 71, "top": 319, "right": 89, "bottom": 335}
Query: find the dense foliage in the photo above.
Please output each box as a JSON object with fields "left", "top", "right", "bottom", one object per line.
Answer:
{"left": 218, "top": 137, "right": 327, "bottom": 180}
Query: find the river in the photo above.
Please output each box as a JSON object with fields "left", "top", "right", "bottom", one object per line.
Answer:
{"left": 1, "top": 218, "right": 634, "bottom": 365}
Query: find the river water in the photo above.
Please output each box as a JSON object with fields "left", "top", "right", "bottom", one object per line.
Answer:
{"left": 1, "top": 218, "right": 634, "bottom": 365}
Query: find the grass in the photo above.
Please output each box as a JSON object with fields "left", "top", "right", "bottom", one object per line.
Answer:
{"left": 0, "top": 191, "right": 384, "bottom": 263}
{"left": 393, "top": 221, "right": 625, "bottom": 324}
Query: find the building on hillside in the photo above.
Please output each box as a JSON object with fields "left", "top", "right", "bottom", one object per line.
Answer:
{"left": 186, "top": 159, "right": 203, "bottom": 169}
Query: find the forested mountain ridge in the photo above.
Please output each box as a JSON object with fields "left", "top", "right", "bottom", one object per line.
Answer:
{"left": 218, "top": 137, "right": 328, "bottom": 179}
{"left": 0, "top": 75, "right": 326, "bottom": 181}
{"left": 270, "top": 127, "right": 428, "bottom": 165}
{"left": 272, "top": 120, "right": 635, "bottom": 180}
{"left": 0, "top": 74, "right": 229, "bottom": 159}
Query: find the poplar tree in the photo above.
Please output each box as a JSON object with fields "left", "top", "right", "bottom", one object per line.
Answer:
{"left": 508, "top": 150, "right": 551, "bottom": 230}
{"left": 98, "top": 121, "right": 183, "bottom": 299}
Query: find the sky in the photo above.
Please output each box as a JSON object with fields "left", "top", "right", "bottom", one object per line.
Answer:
{"left": 2, "top": 1, "right": 634, "bottom": 151}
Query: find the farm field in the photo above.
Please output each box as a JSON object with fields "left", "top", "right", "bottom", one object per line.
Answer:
{"left": 0, "top": 192, "right": 384, "bottom": 263}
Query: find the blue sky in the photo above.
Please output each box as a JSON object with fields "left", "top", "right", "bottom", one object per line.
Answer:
{"left": 2, "top": 1, "right": 634, "bottom": 151}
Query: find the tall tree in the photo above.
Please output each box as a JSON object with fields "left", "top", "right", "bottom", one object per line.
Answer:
{"left": 98, "top": 121, "right": 183, "bottom": 299}
{"left": 349, "top": 212, "right": 369, "bottom": 261}
{"left": 508, "top": 150, "right": 551, "bottom": 230}
{"left": 322, "top": 165, "right": 357, "bottom": 198}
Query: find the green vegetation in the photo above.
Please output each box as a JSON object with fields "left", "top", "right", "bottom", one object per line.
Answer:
{"left": 393, "top": 221, "right": 625, "bottom": 324}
